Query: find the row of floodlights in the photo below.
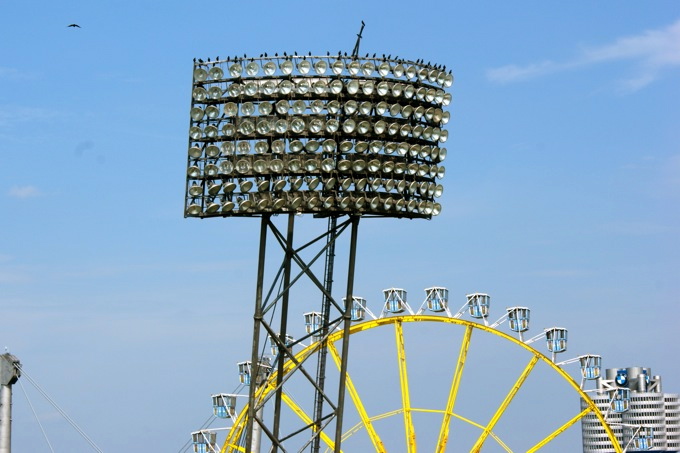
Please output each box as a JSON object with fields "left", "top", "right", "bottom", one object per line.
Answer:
{"left": 189, "top": 176, "right": 443, "bottom": 199}
{"left": 194, "top": 57, "right": 453, "bottom": 88}
{"left": 193, "top": 79, "right": 451, "bottom": 107}
{"left": 187, "top": 193, "right": 442, "bottom": 217}
{"left": 191, "top": 100, "right": 450, "bottom": 124}
{"left": 189, "top": 117, "right": 448, "bottom": 144}
{"left": 189, "top": 140, "right": 447, "bottom": 162}
{"left": 188, "top": 155, "right": 446, "bottom": 180}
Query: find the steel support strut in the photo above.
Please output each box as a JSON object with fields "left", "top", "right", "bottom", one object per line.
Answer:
{"left": 311, "top": 216, "right": 338, "bottom": 453}
{"left": 245, "top": 215, "right": 269, "bottom": 452}
{"left": 333, "top": 216, "right": 360, "bottom": 451}
{"left": 272, "top": 213, "right": 295, "bottom": 451}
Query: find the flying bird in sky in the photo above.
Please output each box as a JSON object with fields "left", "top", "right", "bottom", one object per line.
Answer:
{"left": 67, "top": 23, "right": 81, "bottom": 28}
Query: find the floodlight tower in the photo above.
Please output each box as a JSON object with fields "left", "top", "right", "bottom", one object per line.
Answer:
{"left": 184, "top": 28, "right": 453, "bottom": 452}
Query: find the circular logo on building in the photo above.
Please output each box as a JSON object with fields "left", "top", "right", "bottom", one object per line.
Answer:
{"left": 615, "top": 370, "right": 628, "bottom": 386}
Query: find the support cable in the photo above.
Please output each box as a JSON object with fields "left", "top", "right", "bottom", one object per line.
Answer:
{"left": 15, "top": 365, "right": 104, "bottom": 453}
{"left": 17, "top": 377, "right": 55, "bottom": 453}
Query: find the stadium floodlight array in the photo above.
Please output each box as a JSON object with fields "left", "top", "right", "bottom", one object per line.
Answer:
{"left": 184, "top": 54, "right": 453, "bottom": 219}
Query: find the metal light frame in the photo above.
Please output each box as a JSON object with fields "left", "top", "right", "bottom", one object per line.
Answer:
{"left": 184, "top": 55, "right": 451, "bottom": 220}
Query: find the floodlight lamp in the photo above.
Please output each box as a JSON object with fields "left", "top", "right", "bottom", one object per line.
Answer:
{"left": 188, "top": 146, "right": 202, "bottom": 158}
{"left": 269, "top": 159, "right": 284, "bottom": 173}
{"left": 238, "top": 197, "right": 252, "bottom": 211}
{"left": 190, "top": 107, "right": 204, "bottom": 121}
{"left": 347, "top": 80, "right": 360, "bottom": 94}
{"left": 297, "top": 59, "right": 311, "bottom": 74}
{"left": 272, "top": 179, "right": 287, "bottom": 192}
{"left": 383, "top": 179, "right": 395, "bottom": 191}
{"left": 339, "top": 178, "right": 352, "bottom": 191}
{"left": 296, "top": 80, "right": 310, "bottom": 94}
{"left": 205, "top": 202, "right": 220, "bottom": 214}
{"left": 321, "top": 139, "right": 336, "bottom": 153}
{"left": 208, "top": 183, "right": 221, "bottom": 195}
{"left": 306, "top": 140, "right": 320, "bottom": 152}
{"left": 280, "top": 60, "right": 293, "bottom": 75}
{"left": 309, "top": 119, "right": 324, "bottom": 134}
{"left": 192, "top": 86, "right": 207, "bottom": 101}
{"left": 193, "top": 67, "right": 208, "bottom": 82}
{"left": 329, "top": 80, "right": 343, "bottom": 94}
{"left": 289, "top": 195, "right": 303, "bottom": 209}
{"left": 239, "top": 179, "right": 253, "bottom": 192}
{"left": 208, "top": 87, "right": 222, "bottom": 100}
{"left": 187, "top": 166, "right": 201, "bottom": 178}
{"left": 256, "top": 179, "right": 270, "bottom": 192}
{"left": 186, "top": 203, "right": 201, "bottom": 216}
{"left": 223, "top": 181, "right": 236, "bottom": 193}
{"left": 262, "top": 60, "right": 276, "bottom": 75}
{"left": 314, "top": 60, "right": 328, "bottom": 75}
{"left": 222, "top": 201, "right": 235, "bottom": 212}
{"left": 290, "top": 177, "right": 303, "bottom": 191}
{"left": 280, "top": 80, "right": 293, "bottom": 94}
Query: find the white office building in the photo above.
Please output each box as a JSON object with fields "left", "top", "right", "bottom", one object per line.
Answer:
{"left": 581, "top": 367, "right": 680, "bottom": 452}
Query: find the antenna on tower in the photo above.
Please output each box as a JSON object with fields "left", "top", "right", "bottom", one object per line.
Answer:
{"left": 351, "top": 21, "right": 366, "bottom": 58}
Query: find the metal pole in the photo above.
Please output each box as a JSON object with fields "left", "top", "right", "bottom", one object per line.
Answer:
{"left": 272, "top": 213, "right": 295, "bottom": 452}
{"left": 246, "top": 216, "right": 269, "bottom": 453}
{"left": 0, "top": 354, "right": 20, "bottom": 453}
{"left": 250, "top": 405, "right": 264, "bottom": 453}
{"left": 333, "top": 216, "right": 360, "bottom": 451}
{"left": 0, "top": 385, "right": 11, "bottom": 453}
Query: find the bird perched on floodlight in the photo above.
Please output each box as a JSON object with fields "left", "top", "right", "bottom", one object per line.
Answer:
{"left": 67, "top": 23, "right": 81, "bottom": 28}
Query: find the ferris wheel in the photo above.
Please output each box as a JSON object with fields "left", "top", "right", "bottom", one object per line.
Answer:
{"left": 187, "top": 287, "right": 654, "bottom": 453}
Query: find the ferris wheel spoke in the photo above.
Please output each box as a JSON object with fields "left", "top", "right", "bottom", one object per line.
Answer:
{"left": 526, "top": 406, "right": 592, "bottom": 452}
{"left": 278, "top": 388, "right": 339, "bottom": 452}
{"left": 395, "top": 320, "right": 416, "bottom": 453}
{"left": 470, "top": 354, "right": 540, "bottom": 451}
{"left": 328, "top": 342, "right": 386, "bottom": 452}
{"left": 436, "top": 324, "right": 473, "bottom": 453}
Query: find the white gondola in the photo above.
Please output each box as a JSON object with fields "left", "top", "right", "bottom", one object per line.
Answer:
{"left": 237, "top": 358, "right": 272, "bottom": 386}
{"left": 466, "top": 293, "right": 490, "bottom": 320}
{"left": 303, "top": 312, "right": 323, "bottom": 340}
{"left": 191, "top": 430, "right": 217, "bottom": 453}
{"left": 425, "top": 287, "right": 449, "bottom": 313}
{"left": 525, "top": 327, "right": 568, "bottom": 362}
{"left": 557, "top": 354, "right": 602, "bottom": 389}
{"left": 349, "top": 297, "right": 367, "bottom": 321}
{"left": 507, "top": 306, "right": 530, "bottom": 334}
{"left": 269, "top": 333, "right": 295, "bottom": 356}
{"left": 579, "top": 354, "right": 602, "bottom": 380}
{"left": 545, "top": 327, "right": 568, "bottom": 353}
{"left": 612, "top": 388, "right": 631, "bottom": 413}
{"left": 490, "top": 306, "right": 530, "bottom": 341}
{"left": 211, "top": 393, "right": 237, "bottom": 419}
{"left": 630, "top": 426, "right": 654, "bottom": 450}
{"left": 380, "top": 288, "right": 414, "bottom": 317}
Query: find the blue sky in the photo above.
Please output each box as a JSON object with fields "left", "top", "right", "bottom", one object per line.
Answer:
{"left": 1, "top": 1, "right": 679, "bottom": 451}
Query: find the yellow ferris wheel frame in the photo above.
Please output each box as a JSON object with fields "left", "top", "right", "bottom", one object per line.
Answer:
{"left": 222, "top": 315, "right": 621, "bottom": 453}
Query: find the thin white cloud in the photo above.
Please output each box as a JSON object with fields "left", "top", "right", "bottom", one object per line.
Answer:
{"left": 8, "top": 185, "right": 41, "bottom": 199}
{"left": 487, "top": 19, "right": 680, "bottom": 90}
